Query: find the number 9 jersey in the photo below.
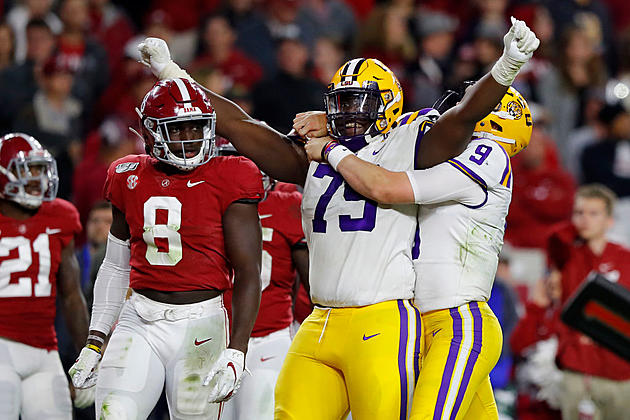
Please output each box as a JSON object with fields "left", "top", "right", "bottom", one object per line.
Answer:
{"left": 104, "top": 154, "right": 263, "bottom": 292}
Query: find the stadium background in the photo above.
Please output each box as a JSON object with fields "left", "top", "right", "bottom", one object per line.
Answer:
{"left": 1, "top": 0, "right": 630, "bottom": 418}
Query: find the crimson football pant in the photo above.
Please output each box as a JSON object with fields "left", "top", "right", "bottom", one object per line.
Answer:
{"left": 0, "top": 336, "right": 72, "bottom": 420}
{"left": 96, "top": 292, "right": 228, "bottom": 420}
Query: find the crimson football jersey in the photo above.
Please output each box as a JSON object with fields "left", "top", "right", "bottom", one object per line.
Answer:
{"left": 104, "top": 154, "right": 263, "bottom": 292}
{"left": 225, "top": 189, "right": 305, "bottom": 337}
{"left": 0, "top": 199, "right": 81, "bottom": 350}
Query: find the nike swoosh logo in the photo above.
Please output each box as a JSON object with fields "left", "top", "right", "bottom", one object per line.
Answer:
{"left": 372, "top": 144, "right": 386, "bottom": 155}
{"left": 259, "top": 214, "right": 272, "bottom": 219}
{"left": 187, "top": 180, "right": 205, "bottom": 187}
{"left": 194, "top": 337, "right": 212, "bottom": 346}
{"left": 432, "top": 329, "right": 442, "bottom": 337}
{"left": 260, "top": 356, "right": 276, "bottom": 362}
{"left": 363, "top": 333, "right": 380, "bottom": 341}
{"left": 46, "top": 228, "right": 61, "bottom": 234}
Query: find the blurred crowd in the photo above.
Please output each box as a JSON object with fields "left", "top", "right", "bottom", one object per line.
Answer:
{"left": 2, "top": 0, "right": 630, "bottom": 419}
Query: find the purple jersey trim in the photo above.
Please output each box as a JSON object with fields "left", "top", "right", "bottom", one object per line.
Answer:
{"left": 447, "top": 160, "right": 489, "bottom": 209}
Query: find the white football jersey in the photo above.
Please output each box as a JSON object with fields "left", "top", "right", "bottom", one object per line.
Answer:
{"left": 407, "top": 137, "right": 513, "bottom": 312}
{"left": 302, "top": 110, "right": 438, "bottom": 307}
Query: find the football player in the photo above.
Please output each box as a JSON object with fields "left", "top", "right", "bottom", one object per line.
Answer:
{"left": 139, "top": 18, "right": 538, "bottom": 419}
{"left": 304, "top": 87, "right": 531, "bottom": 419}
{"left": 68, "top": 79, "right": 264, "bottom": 419}
{"left": 0, "top": 133, "right": 89, "bottom": 420}
{"left": 217, "top": 141, "right": 309, "bottom": 420}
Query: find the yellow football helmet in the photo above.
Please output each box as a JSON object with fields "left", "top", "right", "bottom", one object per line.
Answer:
{"left": 325, "top": 58, "right": 403, "bottom": 147}
{"left": 473, "top": 87, "right": 533, "bottom": 157}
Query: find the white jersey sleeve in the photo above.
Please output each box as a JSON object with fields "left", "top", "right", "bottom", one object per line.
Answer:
{"left": 412, "top": 137, "right": 513, "bottom": 313}
{"left": 404, "top": 138, "right": 511, "bottom": 207}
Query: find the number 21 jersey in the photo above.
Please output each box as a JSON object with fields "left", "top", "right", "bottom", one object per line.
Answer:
{"left": 0, "top": 199, "right": 81, "bottom": 350}
{"left": 104, "top": 154, "right": 263, "bottom": 292}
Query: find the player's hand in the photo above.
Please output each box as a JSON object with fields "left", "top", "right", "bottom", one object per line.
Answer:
{"left": 68, "top": 346, "right": 101, "bottom": 389}
{"left": 305, "top": 136, "right": 335, "bottom": 162}
{"left": 293, "top": 111, "right": 328, "bottom": 138}
{"left": 203, "top": 348, "right": 245, "bottom": 403}
{"left": 72, "top": 384, "right": 96, "bottom": 409}
{"left": 138, "top": 37, "right": 172, "bottom": 77}
{"left": 503, "top": 16, "right": 540, "bottom": 64}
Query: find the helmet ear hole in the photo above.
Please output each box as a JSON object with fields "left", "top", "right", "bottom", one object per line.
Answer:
{"left": 490, "top": 120, "right": 503, "bottom": 131}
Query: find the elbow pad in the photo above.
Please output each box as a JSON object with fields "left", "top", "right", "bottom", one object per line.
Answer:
{"left": 88, "top": 233, "right": 131, "bottom": 335}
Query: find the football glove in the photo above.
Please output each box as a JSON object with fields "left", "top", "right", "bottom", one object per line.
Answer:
{"left": 203, "top": 348, "right": 245, "bottom": 403}
{"left": 138, "top": 37, "right": 171, "bottom": 77}
{"left": 73, "top": 385, "right": 96, "bottom": 409}
{"left": 491, "top": 16, "right": 540, "bottom": 86}
{"left": 68, "top": 346, "right": 101, "bottom": 389}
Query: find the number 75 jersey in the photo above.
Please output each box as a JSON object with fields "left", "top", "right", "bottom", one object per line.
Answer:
{"left": 302, "top": 110, "right": 438, "bottom": 307}
{"left": 104, "top": 154, "right": 263, "bottom": 292}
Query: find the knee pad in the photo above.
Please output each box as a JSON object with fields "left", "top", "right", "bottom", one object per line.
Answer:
{"left": 98, "top": 394, "right": 138, "bottom": 420}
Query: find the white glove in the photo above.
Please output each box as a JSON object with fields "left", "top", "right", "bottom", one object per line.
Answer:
{"left": 68, "top": 346, "right": 101, "bottom": 389}
{"left": 138, "top": 37, "right": 171, "bottom": 77}
{"left": 73, "top": 385, "right": 96, "bottom": 409}
{"left": 491, "top": 16, "right": 541, "bottom": 86}
{"left": 203, "top": 348, "right": 245, "bottom": 403}
{"left": 137, "top": 37, "right": 193, "bottom": 81}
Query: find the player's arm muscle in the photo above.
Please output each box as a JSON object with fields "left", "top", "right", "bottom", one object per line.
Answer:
{"left": 200, "top": 87, "right": 309, "bottom": 185}
{"left": 418, "top": 73, "right": 508, "bottom": 168}
{"left": 223, "top": 201, "right": 262, "bottom": 353}
{"left": 291, "top": 246, "right": 310, "bottom": 295}
{"left": 336, "top": 155, "right": 415, "bottom": 204}
{"left": 58, "top": 239, "right": 89, "bottom": 351}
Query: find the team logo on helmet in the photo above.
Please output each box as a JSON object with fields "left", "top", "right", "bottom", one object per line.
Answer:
{"left": 506, "top": 101, "right": 523, "bottom": 120}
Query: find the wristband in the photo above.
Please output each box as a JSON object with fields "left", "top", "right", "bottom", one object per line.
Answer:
{"left": 86, "top": 344, "right": 102, "bottom": 354}
{"left": 327, "top": 145, "right": 353, "bottom": 171}
{"left": 490, "top": 54, "right": 523, "bottom": 87}
{"left": 87, "top": 334, "right": 105, "bottom": 346}
{"left": 321, "top": 141, "right": 337, "bottom": 161}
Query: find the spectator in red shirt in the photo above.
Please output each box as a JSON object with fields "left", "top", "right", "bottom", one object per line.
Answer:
{"left": 88, "top": 0, "right": 135, "bottom": 76}
{"left": 510, "top": 272, "right": 563, "bottom": 420}
{"left": 505, "top": 111, "right": 576, "bottom": 248}
{"left": 547, "top": 184, "right": 630, "bottom": 420}
{"left": 191, "top": 14, "right": 263, "bottom": 91}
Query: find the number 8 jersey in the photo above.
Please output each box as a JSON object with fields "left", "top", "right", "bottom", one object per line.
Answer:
{"left": 104, "top": 154, "right": 263, "bottom": 292}
{"left": 302, "top": 109, "right": 438, "bottom": 307}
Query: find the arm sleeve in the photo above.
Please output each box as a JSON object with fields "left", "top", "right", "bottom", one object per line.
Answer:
{"left": 405, "top": 163, "right": 487, "bottom": 206}
{"left": 88, "top": 233, "right": 131, "bottom": 335}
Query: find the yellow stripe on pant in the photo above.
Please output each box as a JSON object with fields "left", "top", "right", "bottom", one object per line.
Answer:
{"left": 410, "top": 301, "right": 501, "bottom": 420}
{"left": 274, "top": 299, "right": 423, "bottom": 420}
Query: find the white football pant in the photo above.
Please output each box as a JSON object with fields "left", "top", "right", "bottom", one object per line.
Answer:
{"left": 222, "top": 326, "right": 292, "bottom": 420}
{"left": 0, "top": 336, "right": 72, "bottom": 420}
{"left": 96, "top": 292, "right": 228, "bottom": 420}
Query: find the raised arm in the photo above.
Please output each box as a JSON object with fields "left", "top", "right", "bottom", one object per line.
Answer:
{"left": 138, "top": 38, "right": 309, "bottom": 185}
{"left": 417, "top": 18, "right": 539, "bottom": 169}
